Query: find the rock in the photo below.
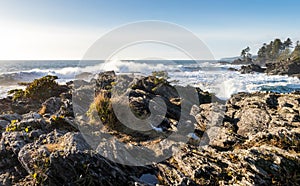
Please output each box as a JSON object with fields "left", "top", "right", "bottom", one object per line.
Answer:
{"left": 0, "top": 73, "right": 299, "bottom": 185}
{"left": 239, "top": 64, "right": 266, "bottom": 74}
{"left": 0, "top": 131, "right": 31, "bottom": 154}
{"left": 0, "top": 130, "right": 34, "bottom": 185}
{"left": 0, "top": 113, "right": 22, "bottom": 122}
{"left": 235, "top": 108, "right": 270, "bottom": 137}
{"left": 227, "top": 67, "right": 238, "bottom": 71}
{"left": 10, "top": 101, "right": 38, "bottom": 115}
{"left": 18, "top": 118, "right": 47, "bottom": 131}
{"left": 22, "top": 112, "right": 42, "bottom": 120}
{"left": 155, "top": 137, "right": 300, "bottom": 185}
{"left": 232, "top": 58, "right": 253, "bottom": 65}
{"left": 0, "top": 97, "right": 13, "bottom": 115}
{"left": 265, "top": 59, "right": 300, "bottom": 77}
{"left": 39, "top": 97, "right": 62, "bottom": 115}
{"left": 92, "top": 70, "right": 116, "bottom": 92}
{"left": 0, "top": 120, "right": 9, "bottom": 131}
{"left": 218, "top": 61, "right": 231, "bottom": 65}
{"left": 18, "top": 131, "right": 150, "bottom": 185}
{"left": 226, "top": 92, "right": 300, "bottom": 130}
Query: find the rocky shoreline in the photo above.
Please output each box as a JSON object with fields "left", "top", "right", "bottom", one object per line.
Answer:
{"left": 238, "top": 59, "right": 300, "bottom": 78}
{"left": 0, "top": 72, "right": 299, "bottom": 185}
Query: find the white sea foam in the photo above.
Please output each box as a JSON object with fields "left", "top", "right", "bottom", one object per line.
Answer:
{"left": 1, "top": 60, "right": 300, "bottom": 99}
{"left": 169, "top": 69, "right": 300, "bottom": 100}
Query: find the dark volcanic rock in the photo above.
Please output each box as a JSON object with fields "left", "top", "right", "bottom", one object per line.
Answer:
{"left": 266, "top": 59, "right": 300, "bottom": 77}
{"left": 227, "top": 67, "right": 238, "bottom": 71}
{"left": 240, "top": 64, "right": 266, "bottom": 74}
{"left": 232, "top": 58, "right": 253, "bottom": 65}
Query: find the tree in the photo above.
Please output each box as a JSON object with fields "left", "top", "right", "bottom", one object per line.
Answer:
{"left": 241, "top": 46, "right": 251, "bottom": 61}
{"left": 283, "top": 38, "right": 293, "bottom": 49}
{"left": 257, "top": 43, "right": 267, "bottom": 62}
{"left": 271, "top": 38, "right": 283, "bottom": 60}
{"left": 291, "top": 41, "right": 300, "bottom": 60}
{"left": 278, "top": 48, "right": 291, "bottom": 61}
{"left": 265, "top": 41, "right": 274, "bottom": 61}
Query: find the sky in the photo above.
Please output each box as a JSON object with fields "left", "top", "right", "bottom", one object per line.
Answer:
{"left": 0, "top": 0, "right": 300, "bottom": 60}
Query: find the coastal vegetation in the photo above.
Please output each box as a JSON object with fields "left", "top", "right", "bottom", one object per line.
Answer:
{"left": 8, "top": 75, "right": 62, "bottom": 102}
{"left": 256, "top": 38, "right": 295, "bottom": 63}
{"left": 235, "top": 38, "right": 300, "bottom": 78}
{"left": 235, "top": 38, "right": 300, "bottom": 65}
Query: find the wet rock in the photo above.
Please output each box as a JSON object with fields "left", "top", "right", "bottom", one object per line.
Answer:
{"left": 240, "top": 64, "right": 266, "bottom": 74}
{"left": 232, "top": 58, "right": 253, "bottom": 65}
{"left": 228, "top": 67, "right": 238, "bottom": 71}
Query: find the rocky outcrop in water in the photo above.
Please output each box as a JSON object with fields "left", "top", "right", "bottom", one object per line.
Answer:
{"left": 0, "top": 73, "right": 299, "bottom": 185}
{"left": 240, "top": 59, "right": 300, "bottom": 78}
{"left": 232, "top": 58, "right": 253, "bottom": 65}
{"left": 239, "top": 64, "right": 266, "bottom": 74}
{"left": 265, "top": 59, "right": 300, "bottom": 78}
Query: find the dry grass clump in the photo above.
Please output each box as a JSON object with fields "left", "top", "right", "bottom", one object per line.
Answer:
{"left": 87, "top": 92, "right": 118, "bottom": 128}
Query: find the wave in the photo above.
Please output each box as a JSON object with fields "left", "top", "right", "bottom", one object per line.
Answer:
{"left": 0, "top": 60, "right": 181, "bottom": 85}
{"left": 1, "top": 60, "right": 300, "bottom": 100}
{"left": 169, "top": 70, "right": 300, "bottom": 100}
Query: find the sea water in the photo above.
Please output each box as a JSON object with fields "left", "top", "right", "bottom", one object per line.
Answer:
{"left": 0, "top": 60, "right": 300, "bottom": 100}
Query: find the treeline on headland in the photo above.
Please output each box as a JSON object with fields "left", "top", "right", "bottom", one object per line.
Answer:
{"left": 232, "top": 38, "right": 300, "bottom": 78}
{"left": 234, "top": 38, "right": 300, "bottom": 65}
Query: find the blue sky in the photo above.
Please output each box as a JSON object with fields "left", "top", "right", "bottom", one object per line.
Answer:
{"left": 0, "top": 0, "right": 300, "bottom": 59}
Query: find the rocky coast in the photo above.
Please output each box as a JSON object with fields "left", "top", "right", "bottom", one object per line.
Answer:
{"left": 239, "top": 57, "right": 300, "bottom": 78}
{"left": 0, "top": 72, "right": 299, "bottom": 185}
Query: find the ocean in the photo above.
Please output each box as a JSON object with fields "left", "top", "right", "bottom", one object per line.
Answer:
{"left": 0, "top": 60, "right": 300, "bottom": 100}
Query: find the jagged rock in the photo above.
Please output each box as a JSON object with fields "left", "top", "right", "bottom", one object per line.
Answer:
{"left": 40, "top": 97, "right": 62, "bottom": 115}
{"left": 58, "top": 92, "right": 74, "bottom": 117}
{"left": 266, "top": 59, "right": 300, "bottom": 77}
{"left": 0, "top": 131, "right": 31, "bottom": 185}
{"left": 0, "top": 113, "right": 22, "bottom": 122}
{"left": 240, "top": 64, "right": 266, "bottom": 74}
{"left": 232, "top": 58, "right": 253, "bottom": 65}
{"left": 0, "top": 73, "right": 299, "bottom": 185}
{"left": 236, "top": 108, "right": 271, "bottom": 137}
{"left": 0, "top": 97, "right": 13, "bottom": 115}
{"left": 228, "top": 67, "right": 238, "bottom": 71}
{"left": 18, "top": 131, "right": 151, "bottom": 185}
{"left": 0, "top": 120, "right": 9, "bottom": 131}
{"left": 1, "top": 132, "right": 31, "bottom": 154}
